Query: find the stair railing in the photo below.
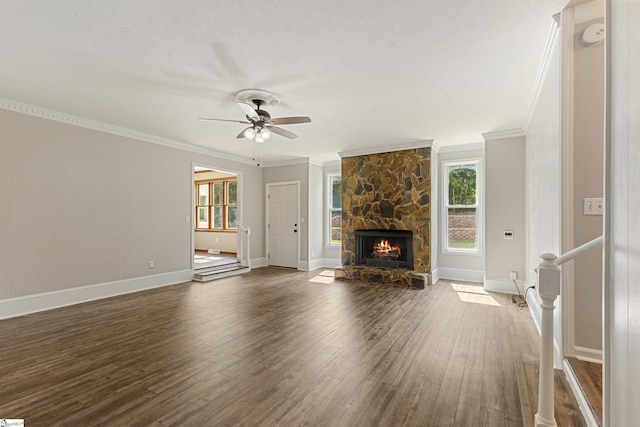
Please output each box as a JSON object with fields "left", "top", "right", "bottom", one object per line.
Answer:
{"left": 237, "top": 224, "right": 251, "bottom": 269}
{"left": 534, "top": 235, "right": 603, "bottom": 427}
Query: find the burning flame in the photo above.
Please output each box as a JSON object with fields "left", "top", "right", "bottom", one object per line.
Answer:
{"left": 373, "top": 239, "right": 401, "bottom": 256}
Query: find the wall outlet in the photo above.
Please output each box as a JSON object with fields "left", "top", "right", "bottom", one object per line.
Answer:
{"left": 149, "top": 260, "right": 155, "bottom": 269}
{"left": 510, "top": 271, "right": 517, "bottom": 281}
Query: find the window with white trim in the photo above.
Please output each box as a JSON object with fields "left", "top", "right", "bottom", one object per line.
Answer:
{"left": 328, "top": 173, "right": 342, "bottom": 245}
{"left": 443, "top": 160, "right": 480, "bottom": 252}
{"left": 195, "top": 179, "right": 237, "bottom": 231}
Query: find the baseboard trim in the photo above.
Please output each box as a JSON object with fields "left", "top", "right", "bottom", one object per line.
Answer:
{"left": 483, "top": 278, "right": 527, "bottom": 295}
{"left": 526, "top": 287, "right": 542, "bottom": 335}
{"left": 573, "top": 346, "right": 603, "bottom": 364}
{"left": 431, "top": 267, "right": 441, "bottom": 284}
{"left": 307, "top": 259, "right": 324, "bottom": 271}
{"left": 322, "top": 258, "right": 342, "bottom": 269}
{"left": 0, "top": 270, "right": 194, "bottom": 320}
{"left": 250, "top": 257, "right": 269, "bottom": 269}
{"left": 563, "top": 358, "right": 601, "bottom": 427}
{"left": 437, "top": 267, "right": 484, "bottom": 283}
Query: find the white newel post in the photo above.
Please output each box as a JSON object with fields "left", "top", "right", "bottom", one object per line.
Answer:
{"left": 535, "top": 252, "right": 561, "bottom": 427}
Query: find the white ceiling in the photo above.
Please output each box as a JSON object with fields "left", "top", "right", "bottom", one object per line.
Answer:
{"left": 0, "top": 1, "right": 566, "bottom": 165}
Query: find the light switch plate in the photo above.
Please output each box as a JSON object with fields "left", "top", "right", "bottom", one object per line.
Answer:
{"left": 584, "top": 197, "right": 603, "bottom": 215}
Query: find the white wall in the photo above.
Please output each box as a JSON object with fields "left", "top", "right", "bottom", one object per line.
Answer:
{"left": 524, "top": 18, "right": 561, "bottom": 350}
{"left": 194, "top": 231, "right": 237, "bottom": 253}
{"left": 605, "top": 0, "right": 640, "bottom": 423}
{"left": 572, "top": 16, "right": 605, "bottom": 353}
{"left": 430, "top": 149, "right": 440, "bottom": 282}
{"left": 308, "top": 162, "right": 324, "bottom": 267}
{"left": 437, "top": 146, "right": 485, "bottom": 282}
{"left": 484, "top": 136, "right": 526, "bottom": 293}
{"left": 0, "top": 107, "right": 265, "bottom": 312}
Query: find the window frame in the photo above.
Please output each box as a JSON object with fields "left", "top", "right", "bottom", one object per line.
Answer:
{"left": 442, "top": 159, "right": 482, "bottom": 255}
{"left": 194, "top": 178, "right": 238, "bottom": 232}
{"left": 327, "top": 173, "right": 342, "bottom": 247}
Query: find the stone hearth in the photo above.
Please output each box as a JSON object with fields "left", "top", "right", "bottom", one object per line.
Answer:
{"left": 336, "top": 147, "right": 431, "bottom": 288}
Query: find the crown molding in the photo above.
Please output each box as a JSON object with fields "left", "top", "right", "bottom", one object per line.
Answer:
{"left": 482, "top": 128, "right": 526, "bottom": 141}
{"left": 261, "top": 157, "right": 311, "bottom": 168}
{"left": 0, "top": 97, "right": 258, "bottom": 166}
{"left": 525, "top": 15, "right": 561, "bottom": 134}
{"left": 437, "top": 141, "right": 485, "bottom": 153}
{"left": 323, "top": 159, "right": 341, "bottom": 168}
{"left": 338, "top": 140, "right": 433, "bottom": 158}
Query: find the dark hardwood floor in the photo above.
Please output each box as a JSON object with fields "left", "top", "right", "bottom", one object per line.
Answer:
{"left": 0, "top": 268, "right": 541, "bottom": 426}
{"left": 567, "top": 356, "right": 603, "bottom": 425}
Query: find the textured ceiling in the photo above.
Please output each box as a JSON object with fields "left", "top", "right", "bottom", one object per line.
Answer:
{"left": 0, "top": 1, "right": 566, "bottom": 165}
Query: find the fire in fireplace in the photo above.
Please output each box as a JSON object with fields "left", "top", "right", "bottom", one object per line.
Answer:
{"left": 371, "top": 239, "right": 402, "bottom": 260}
{"left": 355, "top": 229, "right": 413, "bottom": 269}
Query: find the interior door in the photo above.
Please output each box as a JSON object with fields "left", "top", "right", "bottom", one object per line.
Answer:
{"left": 268, "top": 183, "right": 299, "bottom": 268}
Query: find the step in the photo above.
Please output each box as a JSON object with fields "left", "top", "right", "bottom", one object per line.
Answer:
{"left": 193, "top": 264, "right": 250, "bottom": 282}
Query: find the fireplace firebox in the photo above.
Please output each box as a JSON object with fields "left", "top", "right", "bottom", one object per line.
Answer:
{"left": 355, "top": 229, "right": 413, "bottom": 270}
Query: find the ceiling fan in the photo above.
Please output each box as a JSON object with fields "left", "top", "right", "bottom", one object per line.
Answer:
{"left": 198, "top": 90, "right": 311, "bottom": 143}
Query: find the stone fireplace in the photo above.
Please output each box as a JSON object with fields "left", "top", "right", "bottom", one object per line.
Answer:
{"left": 335, "top": 146, "right": 431, "bottom": 288}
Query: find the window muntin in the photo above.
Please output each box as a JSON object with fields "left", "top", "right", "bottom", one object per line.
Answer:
{"left": 195, "top": 179, "right": 237, "bottom": 231}
{"left": 444, "top": 161, "right": 479, "bottom": 252}
{"left": 328, "top": 174, "right": 342, "bottom": 245}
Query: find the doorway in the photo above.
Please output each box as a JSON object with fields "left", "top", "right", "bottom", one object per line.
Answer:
{"left": 192, "top": 165, "right": 240, "bottom": 270}
{"left": 266, "top": 182, "right": 299, "bottom": 269}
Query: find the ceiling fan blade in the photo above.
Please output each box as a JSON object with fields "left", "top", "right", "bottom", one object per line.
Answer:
{"left": 198, "top": 118, "right": 250, "bottom": 124}
{"left": 268, "top": 126, "right": 298, "bottom": 139}
{"left": 237, "top": 102, "right": 260, "bottom": 121}
{"left": 271, "top": 116, "right": 311, "bottom": 125}
{"left": 236, "top": 127, "right": 251, "bottom": 138}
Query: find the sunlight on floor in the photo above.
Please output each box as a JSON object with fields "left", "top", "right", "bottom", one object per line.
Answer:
{"left": 308, "top": 270, "right": 335, "bottom": 284}
{"left": 450, "top": 282, "right": 501, "bottom": 306}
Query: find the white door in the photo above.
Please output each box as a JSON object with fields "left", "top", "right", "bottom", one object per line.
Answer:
{"left": 268, "top": 183, "right": 299, "bottom": 268}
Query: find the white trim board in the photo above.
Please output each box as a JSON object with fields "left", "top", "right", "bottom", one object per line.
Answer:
{"left": 250, "top": 257, "right": 269, "bottom": 269}
{"left": 436, "top": 267, "right": 484, "bottom": 283}
{"left": 0, "top": 97, "right": 256, "bottom": 166}
{"left": 0, "top": 270, "right": 193, "bottom": 320}
{"left": 574, "top": 346, "right": 603, "bottom": 363}
{"left": 484, "top": 278, "right": 527, "bottom": 295}
{"left": 431, "top": 267, "right": 441, "bottom": 284}
{"left": 526, "top": 288, "right": 542, "bottom": 335}
{"left": 302, "top": 258, "right": 342, "bottom": 271}
{"left": 338, "top": 140, "right": 433, "bottom": 158}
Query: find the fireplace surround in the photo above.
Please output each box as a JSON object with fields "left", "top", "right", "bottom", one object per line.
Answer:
{"left": 335, "top": 146, "right": 431, "bottom": 289}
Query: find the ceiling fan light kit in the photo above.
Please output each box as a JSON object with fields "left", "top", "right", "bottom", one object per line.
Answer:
{"left": 198, "top": 89, "right": 311, "bottom": 143}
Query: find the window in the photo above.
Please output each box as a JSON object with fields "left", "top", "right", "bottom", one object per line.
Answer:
{"left": 195, "top": 179, "right": 237, "bottom": 231}
{"left": 328, "top": 174, "right": 342, "bottom": 245}
{"left": 444, "top": 160, "right": 479, "bottom": 252}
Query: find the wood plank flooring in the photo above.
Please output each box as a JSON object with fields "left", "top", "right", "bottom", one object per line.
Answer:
{"left": 515, "top": 361, "right": 586, "bottom": 427}
{"left": 567, "top": 356, "right": 603, "bottom": 425}
{"left": 0, "top": 268, "right": 541, "bottom": 426}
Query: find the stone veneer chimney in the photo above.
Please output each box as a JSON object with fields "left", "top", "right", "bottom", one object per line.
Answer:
{"left": 336, "top": 147, "right": 431, "bottom": 288}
